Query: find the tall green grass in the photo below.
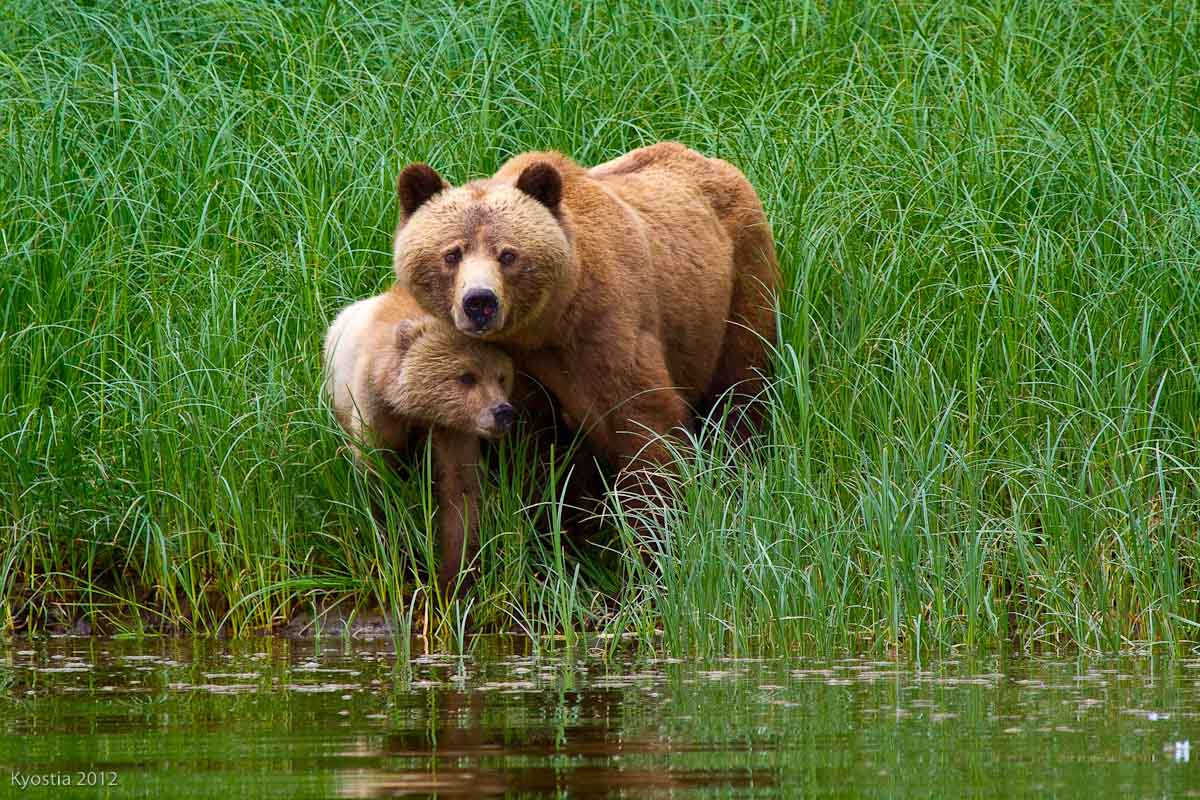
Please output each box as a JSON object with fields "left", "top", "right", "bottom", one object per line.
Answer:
{"left": 2, "top": 0, "right": 1198, "bottom": 654}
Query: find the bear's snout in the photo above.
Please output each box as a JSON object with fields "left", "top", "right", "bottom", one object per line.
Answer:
{"left": 462, "top": 288, "right": 500, "bottom": 331}
{"left": 491, "top": 402, "right": 515, "bottom": 433}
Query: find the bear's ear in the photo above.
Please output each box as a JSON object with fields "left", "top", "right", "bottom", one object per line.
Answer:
{"left": 396, "top": 163, "right": 449, "bottom": 220}
{"left": 392, "top": 318, "right": 428, "bottom": 355}
{"left": 515, "top": 162, "right": 562, "bottom": 214}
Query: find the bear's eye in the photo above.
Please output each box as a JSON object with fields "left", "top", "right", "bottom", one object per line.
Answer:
{"left": 443, "top": 248, "right": 462, "bottom": 267}
{"left": 498, "top": 249, "right": 517, "bottom": 267}
{"left": 457, "top": 372, "right": 477, "bottom": 387}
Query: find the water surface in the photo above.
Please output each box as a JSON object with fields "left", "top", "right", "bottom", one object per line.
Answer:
{"left": 1, "top": 637, "right": 1196, "bottom": 797}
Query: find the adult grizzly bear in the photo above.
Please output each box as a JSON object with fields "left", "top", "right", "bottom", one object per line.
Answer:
{"left": 323, "top": 285, "right": 515, "bottom": 592}
{"left": 392, "top": 142, "right": 778, "bottom": 524}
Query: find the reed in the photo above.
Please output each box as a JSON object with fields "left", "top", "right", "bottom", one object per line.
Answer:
{"left": 3, "top": 0, "right": 1198, "bottom": 654}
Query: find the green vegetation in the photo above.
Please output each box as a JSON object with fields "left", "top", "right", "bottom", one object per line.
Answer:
{"left": 2, "top": 0, "right": 1198, "bottom": 655}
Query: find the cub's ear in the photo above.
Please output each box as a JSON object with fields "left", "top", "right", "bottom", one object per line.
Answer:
{"left": 396, "top": 163, "right": 449, "bottom": 220}
{"left": 515, "top": 162, "right": 562, "bottom": 213}
{"left": 393, "top": 318, "right": 429, "bottom": 355}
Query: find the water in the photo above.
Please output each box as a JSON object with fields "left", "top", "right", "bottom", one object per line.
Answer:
{"left": 1, "top": 637, "right": 1196, "bottom": 798}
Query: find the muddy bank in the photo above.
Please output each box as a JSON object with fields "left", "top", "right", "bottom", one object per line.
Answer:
{"left": 13, "top": 594, "right": 401, "bottom": 639}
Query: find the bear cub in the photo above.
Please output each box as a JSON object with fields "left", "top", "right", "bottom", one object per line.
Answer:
{"left": 323, "top": 285, "right": 515, "bottom": 593}
{"left": 323, "top": 285, "right": 515, "bottom": 453}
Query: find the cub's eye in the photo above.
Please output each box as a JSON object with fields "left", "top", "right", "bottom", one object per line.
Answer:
{"left": 443, "top": 248, "right": 462, "bottom": 267}
{"left": 457, "top": 373, "right": 477, "bottom": 387}
{"left": 498, "top": 249, "right": 517, "bottom": 267}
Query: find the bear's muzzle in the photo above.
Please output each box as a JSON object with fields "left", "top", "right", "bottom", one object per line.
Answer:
{"left": 461, "top": 288, "right": 501, "bottom": 333}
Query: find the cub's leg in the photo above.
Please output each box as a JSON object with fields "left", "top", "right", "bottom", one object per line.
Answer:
{"left": 431, "top": 427, "right": 483, "bottom": 596}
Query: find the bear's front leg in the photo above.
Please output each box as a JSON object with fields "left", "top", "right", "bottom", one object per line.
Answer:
{"left": 549, "top": 339, "right": 694, "bottom": 552}
{"left": 604, "top": 382, "right": 693, "bottom": 554}
{"left": 430, "top": 427, "right": 482, "bottom": 596}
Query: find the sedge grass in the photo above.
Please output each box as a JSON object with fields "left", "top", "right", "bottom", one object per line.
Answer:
{"left": 2, "top": 0, "right": 1199, "bottom": 655}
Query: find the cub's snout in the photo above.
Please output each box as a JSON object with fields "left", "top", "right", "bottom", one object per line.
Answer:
{"left": 491, "top": 402, "right": 515, "bottom": 433}
{"left": 479, "top": 401, "right": 515, "bottom": 438}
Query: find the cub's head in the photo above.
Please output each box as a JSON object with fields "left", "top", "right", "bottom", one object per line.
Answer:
{"left": 388, "top": 319, "right": 516, "bottom": 439}
{"left": 391, "top": 162, "right": 572, "bottom": 340}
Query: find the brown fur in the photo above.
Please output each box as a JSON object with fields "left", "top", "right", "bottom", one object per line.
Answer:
{"left": 393, "top": 142, "right": 779, "bottom": 520}
{"left": 322, "top": 285, "right": 515, "bottom": 593}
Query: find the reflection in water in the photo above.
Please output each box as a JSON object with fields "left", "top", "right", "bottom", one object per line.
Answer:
{"left": 341, "top": 688, "right": 771, "bottom": 797}
{"left": 0, "top": 637, "right": 1197, "bottom": 798}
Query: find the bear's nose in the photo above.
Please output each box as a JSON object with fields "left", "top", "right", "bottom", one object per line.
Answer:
{"left": 462, "top": 289, "right": 499, "bottom": 329}
{"left": 492, "top": 403, "right": 515, "bottom": 433}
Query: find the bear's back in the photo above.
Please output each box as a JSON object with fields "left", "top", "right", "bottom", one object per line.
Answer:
{"left": 588, "top": 142, "right": 763, "bottom": 227}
